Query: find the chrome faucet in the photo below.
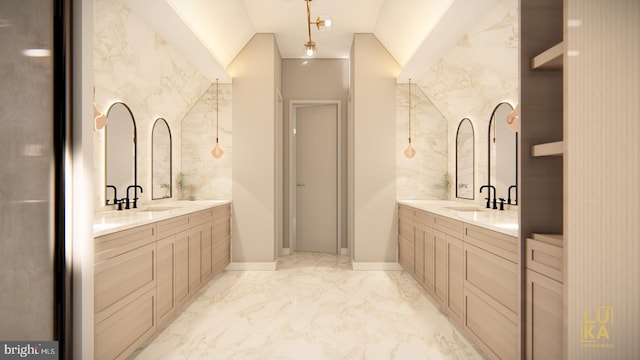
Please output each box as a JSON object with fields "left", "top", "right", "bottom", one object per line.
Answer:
{"left": 479, "top": 185, "right": 497, "bottom": 209}
{"left": 126, "top": 185, "right": 144, "bottom": 209}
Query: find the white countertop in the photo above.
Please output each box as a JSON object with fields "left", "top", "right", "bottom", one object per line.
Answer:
{"left": 93, "top": 200, "right": 231, "bottom": 237}
{"left": 397, "top": 200, "right": 519, "bottom": 237}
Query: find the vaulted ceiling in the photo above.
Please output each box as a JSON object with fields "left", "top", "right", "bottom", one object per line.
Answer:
{"left": 125, "top": 0, "right": 497, "bottom": 83}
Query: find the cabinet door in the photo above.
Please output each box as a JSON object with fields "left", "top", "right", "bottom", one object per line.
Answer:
{"left": 188, "top": 226, "right": 203, "bottom": 293}
{"left": 526, "top": 269, "right": 563, "bottom": 360}
{"left": 433, "top": 230, "right": 447, "bottom": 309}
{"left": 95, "top": 289, "right": 156, "bottom": 360}
{"left": 156, "top": 235, "right": 176, "bottom": 328}
{"left": 447, "top": 235, "right": 464, "bottom": 325}
{"left": 200, "top": 222, "right": 214, "bottom": 282}
{"left": 175, "top": 230, "right": 190, "bottom": 307}
{"left": 413, "top": 224, "right": 425, "bottom": 285}
{"left": 213, "top": 205, "right": 231, "bottom": 275}
{"left": 464, "top": 286, "right": 519, "bottom": 360}
{"left": 422, "top": 225, "right": 435, "bottom": 295}
{"left": 398, "top": 209, "right": 415, "bottom": 274}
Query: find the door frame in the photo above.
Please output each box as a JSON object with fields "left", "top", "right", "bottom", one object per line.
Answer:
{"left": 288, "top": 100, "right": 342, "bottom": 254}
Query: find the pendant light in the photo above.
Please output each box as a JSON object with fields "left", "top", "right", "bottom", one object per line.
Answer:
{"left": 303, "top": 0, "right": 332, "bottom": 57}
{"left": 404, "top": 79, "right": 416, "bottom": 158}
{"left": 93, "top": 87, "right": 107, "bottom": 130}
{"left": 211, "top": 79, "right": 223, "bottom": 158}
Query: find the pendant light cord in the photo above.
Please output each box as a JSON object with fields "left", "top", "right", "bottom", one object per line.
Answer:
{"left": 215, "top": 78, "right": 219, "bottom": 144}
{"left": 408, "top": 78, "right": 412, "bottom": 143}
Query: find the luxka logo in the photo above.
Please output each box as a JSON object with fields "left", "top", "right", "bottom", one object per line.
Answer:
{"left": 581, "top": 306, "right": 614, "bottom": 348}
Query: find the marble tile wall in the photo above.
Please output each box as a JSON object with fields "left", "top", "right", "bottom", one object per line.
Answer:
{"left": 396, "top": 84, "right": 449, "bottom": 200}
{"left": 416, "top": 0, "right": 519, "bottom": 207}
{"left": 180, "top": 84, "right": 233, "bottom": 200}
{"left": 93, "top": 0, "right": 212, "bottom": 209}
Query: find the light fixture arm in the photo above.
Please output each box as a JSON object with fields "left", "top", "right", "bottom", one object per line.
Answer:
{"left": 306, "top": 0, "right": 312, "bottom": 43}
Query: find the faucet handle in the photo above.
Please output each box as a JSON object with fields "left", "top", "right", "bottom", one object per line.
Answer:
{"left": 498, "top": 198, "right": 505, "bottom": 211}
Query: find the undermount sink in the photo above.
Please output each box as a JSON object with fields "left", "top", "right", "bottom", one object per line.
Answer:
{"left": 444, "top": 206, "right": 484, "bottom": 212}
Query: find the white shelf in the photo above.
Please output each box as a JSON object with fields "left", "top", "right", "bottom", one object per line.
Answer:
{"left": 531, "top": 141, "right": 563, "bottom": 157}
{"left": 531, "top": 42, "right": 564, "bottom": 70}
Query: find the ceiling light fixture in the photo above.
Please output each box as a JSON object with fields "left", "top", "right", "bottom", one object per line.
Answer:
{"left": 304, "top": 0, "right": 332, "bottom": 57}
{"left": 211, "top": 79, "right": 224, "bottom": 158}
{"left": 404, "top": 79, "right": 416, "bottom": 159}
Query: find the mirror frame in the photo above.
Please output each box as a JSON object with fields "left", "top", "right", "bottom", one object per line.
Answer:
{"left": 151, "top": 118, "right": 172, "bottom": 200}
{"left": 105, "top": 102, "right": 137, "bottom": 205}
{"left": 456, "top": 118, "right": 475, "bottom": 199}
{"left": 487, "top": 101, "right": 517, "bottom": 204}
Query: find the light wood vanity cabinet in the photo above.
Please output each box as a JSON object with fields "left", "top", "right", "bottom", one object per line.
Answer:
{"left": 397, "top": 206, "right": 464, "bottom": 326}
{"left": 94, "top": 203, "right": 231, "bottom": 360}
{"left": 397, "top": 204, "right": 521, "bottom": 360}
{"left": 94, "top": 224, "right": 158, "bottom": 360}
{"left": 463, "top": 224, "right": 520, "bottom": 360}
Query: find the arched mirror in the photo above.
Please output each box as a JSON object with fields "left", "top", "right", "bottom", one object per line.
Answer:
{"left": 152, "top": 118, "right": 172, "bottom": 199}
{"left": 105, "top": 102, "right": 137, "bottom": 205}
{"left": 456, "top": 118, "right": 475, "bottom": 199}
{"left": 488, "top": 102, "right": 517, "bottom": 205}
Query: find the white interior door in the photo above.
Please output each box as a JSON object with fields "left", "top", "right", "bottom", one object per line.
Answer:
{"left": 295, "top": 104, "right": 337, "bottom": 253}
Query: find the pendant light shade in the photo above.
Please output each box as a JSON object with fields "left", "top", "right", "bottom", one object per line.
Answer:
{"left": 404, "top": 79, "right": 416, "bottom": 158}
{"left": 211, "top": 79, "right": 223, "bottom": 158}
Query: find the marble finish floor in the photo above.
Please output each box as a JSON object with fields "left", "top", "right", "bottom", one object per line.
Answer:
{"left": 132, "top": 252, "right": 484, "bottom": 359}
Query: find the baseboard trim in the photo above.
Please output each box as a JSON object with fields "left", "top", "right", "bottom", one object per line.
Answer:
{"left": 340, "top": 248, "right": 348, "bottom": 255}
{"left": 281, "top": 248, "right": 291, "bottom": 255}
{"left": 351, "top": 262, "right": 403, "bottom": 271}
{"left": 225, "top": 262, "right": 277, "bottom": 271}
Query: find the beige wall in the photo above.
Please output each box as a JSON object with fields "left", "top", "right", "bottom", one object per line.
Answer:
{"left": 565, "top": 0, "right": 640, "bottom": 357}
{"left": 351, "top": 34, "right": 400, "bottom": 263}
{"left": 180, "top": 83, "right": 233, "bottom": 200}
{"left": 228, "top": 34, "right": 280, "bottom": 263}
{"left": 282, "top": 59, "right": 350, "bottom": 250}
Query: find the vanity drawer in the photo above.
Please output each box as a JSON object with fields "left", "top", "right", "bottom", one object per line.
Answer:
{"left": 94, "top": 242, "right": 156, "bottom": 319}
{"left": 189, "top": 208, "right": 214, "bottom": 227}
{"left": 464, "top": 242, "right": 519, "bottom": 322}
{"left": 464, "top": 286, "right": 519, "bottom": 360}
{"left": 433, "top": 214, "right": 463, "bottom": 238}
{"left": 157, "top": 214, "right": 190, "bottom": 240}
{"left": 95, "top": 288, "right": 156, "bottom": 360}
{"left": 398, "top": 204, "right": 415, "bottom": 219}
{"left": 464, "top": 223, "right": 519, "bottom": 263}
{"left": 526, "top": 237, "right": 563, "bottom": 282}
{"left": 213, "top": 203, "right": 231, "bottom": 218}
{"left": 95, "top": 223, "right": 156, "bottom": 262}
{"left": 414, "top": 209, "right": 435, "bottom": 226}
